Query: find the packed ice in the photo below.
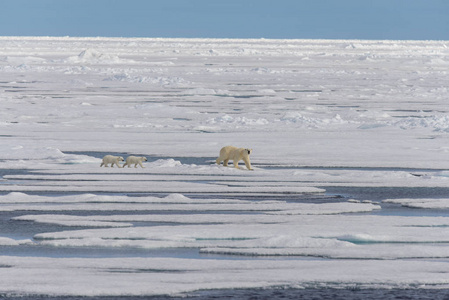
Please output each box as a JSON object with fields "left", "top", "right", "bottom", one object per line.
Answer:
{"left": 0, "top": 36, "right": 449, "bottom": 296}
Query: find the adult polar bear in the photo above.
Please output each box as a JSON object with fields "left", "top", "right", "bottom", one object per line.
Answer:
{"left": 216, "top": 146, "right": 253, "bottom": 170}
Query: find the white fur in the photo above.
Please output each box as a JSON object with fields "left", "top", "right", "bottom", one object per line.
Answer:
{"left": 100, "top": 155, "right": 124, "bottom": 168}
{"left": 123, "top": 156, "right": 147, "bottom": 168}
{"left": 216, "top": 146, "right": 253, "bottom": 170}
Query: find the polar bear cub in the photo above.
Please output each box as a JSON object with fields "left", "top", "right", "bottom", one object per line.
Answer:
{"left": 216, "top": 146, "right": 253, "bottom": 170}
{"left": 123, "top": 156, "right": 147, "bottom": 168}
{"left": 100, "top": 155, "right": 124, "bottom": 168}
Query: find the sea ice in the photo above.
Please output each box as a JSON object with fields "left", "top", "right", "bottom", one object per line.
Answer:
{"left": 0, "top": 37, "right": 449, "bottom": 296}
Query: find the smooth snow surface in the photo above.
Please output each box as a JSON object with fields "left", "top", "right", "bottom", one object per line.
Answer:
{"left": 1, "top": 37, "right": 449, "bottom": 297}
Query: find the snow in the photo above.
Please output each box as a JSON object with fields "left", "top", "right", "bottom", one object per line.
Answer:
{"left": 383, "top": 198, "right": 449, "bottom": 209}
{"left": 2, "top": 256, "right": 449, "bottom": 296}
{"left": 1, "top": 36, "right": 449, "bottom": 296}
{"left": 0, "top": 237, "right": 33, "bottom": 246}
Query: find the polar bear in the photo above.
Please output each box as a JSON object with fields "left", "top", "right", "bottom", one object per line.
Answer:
{"left": 216, "top": 146, "right": 253, "bottom": 170}
{"left": 123, "top": 156, "right": 147, "bottom": 168}
{"left": 100, "top": 155, "right": 124, "bottom": 168}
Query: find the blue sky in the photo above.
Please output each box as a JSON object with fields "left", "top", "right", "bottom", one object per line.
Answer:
{"left": 1, "top": 0, "right": 448, "bottom": 40}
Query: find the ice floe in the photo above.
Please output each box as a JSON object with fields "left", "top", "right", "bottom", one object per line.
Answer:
{"left": 1, "top": 37, "right": 449, "bottom": 296}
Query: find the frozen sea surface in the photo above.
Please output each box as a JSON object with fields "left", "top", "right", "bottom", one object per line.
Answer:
{"left": 4, "top": 288, "right": 449, "bottom": 300}
{"left": 1, "top": 37, "right": 449, "bottom": 298}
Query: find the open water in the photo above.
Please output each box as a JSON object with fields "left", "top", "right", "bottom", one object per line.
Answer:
{"left": 2, "top": 157, "right": 449, "bottom": 299}
{"left": 3, "top": 288, "right": 449, "bottom": 299}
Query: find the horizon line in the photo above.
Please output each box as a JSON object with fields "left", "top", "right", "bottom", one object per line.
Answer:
{"left": 1, "top": 35, "right": 448, "bottom": 43}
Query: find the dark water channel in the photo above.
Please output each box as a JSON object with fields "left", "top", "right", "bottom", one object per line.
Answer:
{"left": 2, "top": 158, "right": 449, "bottom": 299}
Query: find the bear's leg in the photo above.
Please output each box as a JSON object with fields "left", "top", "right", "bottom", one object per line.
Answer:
{"left": 138, "top": 162, "right": 145, "bottom": 168}
{"left": 217, "top": 155, "right": 226, "bottom": 165}
{"left": 233, "top": 160, "right": 239, "bottom": 169}
{"left": 223, "top": 159, "right": 229, "bottom": 166}
{"left": 243, "top": 158, "right": 253, "bottom": 170}
{"left": 100, "top": 162, "right": 105, "bottom": 167}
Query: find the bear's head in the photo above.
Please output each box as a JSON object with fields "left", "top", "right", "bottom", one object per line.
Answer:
{"left": 142, "top": 157, "right": 148, "bottom": 161}
{"left": 119, "top": 156, "right": 124, "bottom": 161}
